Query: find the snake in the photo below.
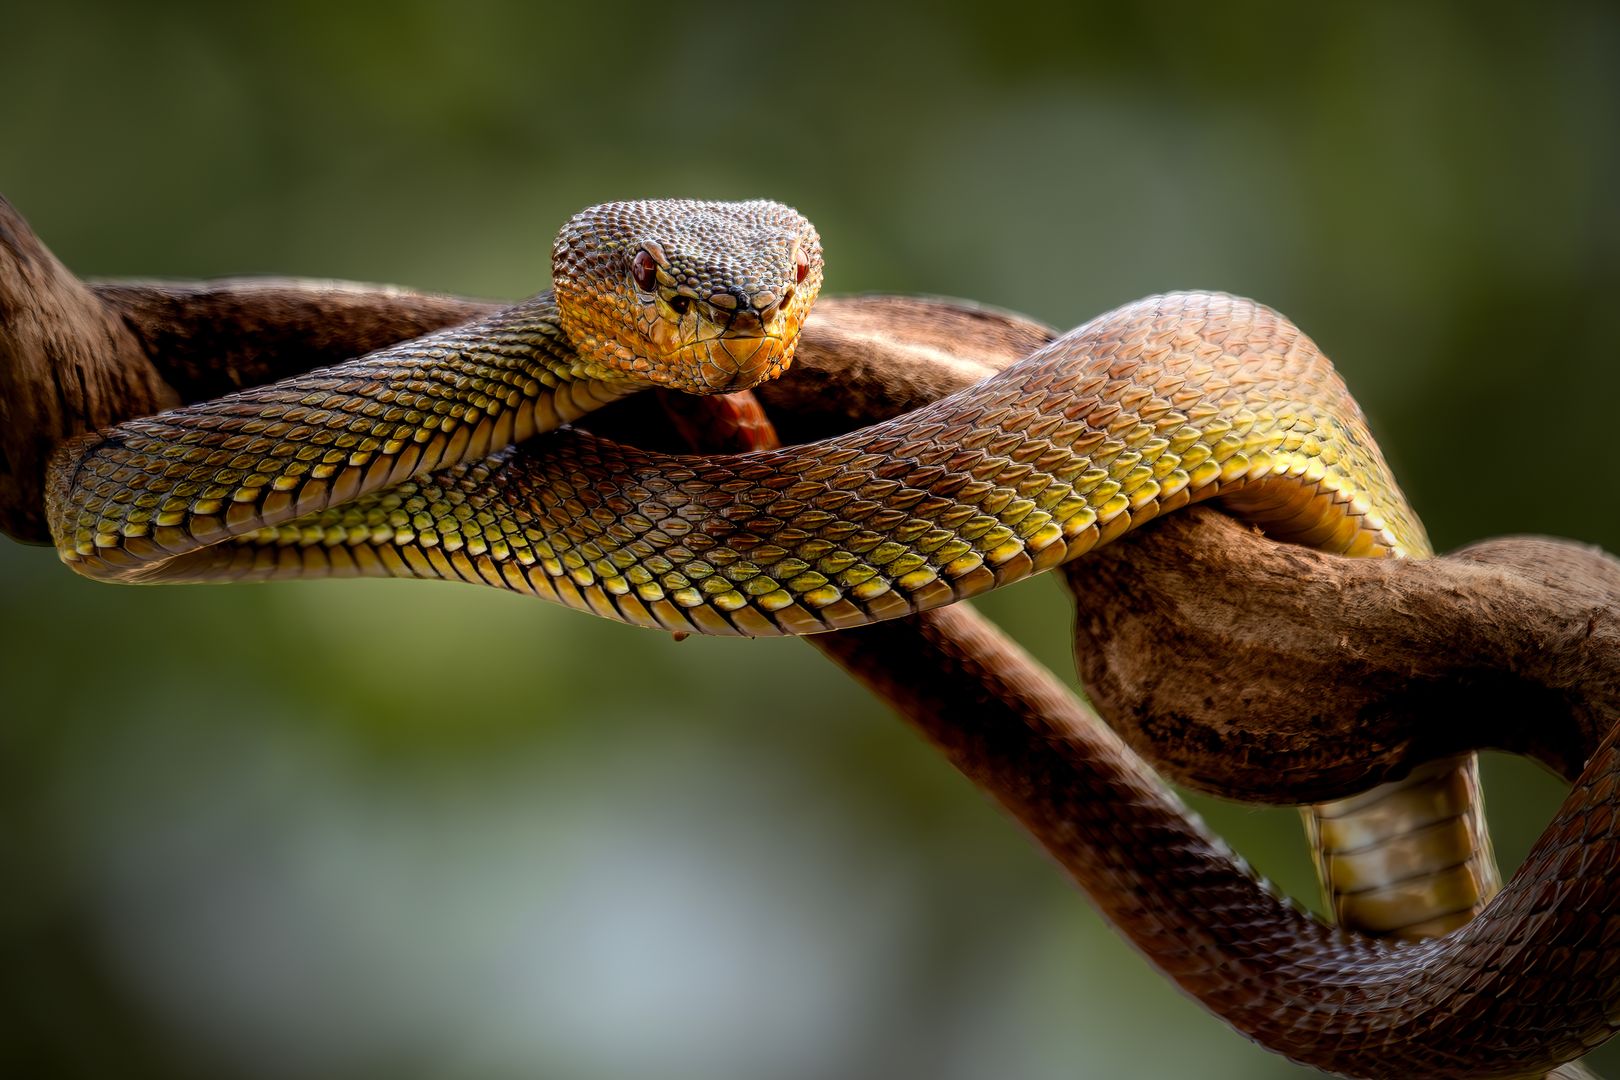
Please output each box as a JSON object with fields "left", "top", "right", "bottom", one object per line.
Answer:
{"left": 37, "top": 199, "right": 1612, "bottom": 1076}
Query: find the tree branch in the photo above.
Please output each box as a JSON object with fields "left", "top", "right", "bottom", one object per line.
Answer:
{"left": 0, "top": 197, "right": 177, "bottom": 540}
{"left": 1066, "top": 510, "right": 1620, "bottom": 798}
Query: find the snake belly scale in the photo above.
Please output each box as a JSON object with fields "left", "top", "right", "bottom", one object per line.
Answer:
{"left": 44, "top": 200, "right": 1509, "bottom": 1068}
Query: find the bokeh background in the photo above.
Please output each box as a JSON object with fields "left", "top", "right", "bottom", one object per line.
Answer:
{"left": 3, "top": 4, "right": 1618, "bottom": 1077}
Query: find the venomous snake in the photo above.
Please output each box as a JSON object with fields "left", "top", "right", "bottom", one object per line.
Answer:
{"left": 39, "top": 200, "right": 1617, "bottom": 1076}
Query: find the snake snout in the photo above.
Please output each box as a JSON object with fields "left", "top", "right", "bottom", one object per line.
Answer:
{"left": 727, "top": 308, "right": 765, "bottom": 334}
{"left": 708, "top": 285, "right": 785, "bottom": 330}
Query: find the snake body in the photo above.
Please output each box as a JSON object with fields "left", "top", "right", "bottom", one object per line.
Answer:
{"left": 43, "top": 200, "right": 1580, "bottom": 1075}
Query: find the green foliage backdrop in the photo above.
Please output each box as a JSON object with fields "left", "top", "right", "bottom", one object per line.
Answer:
{"left": 2, "top": 4, "right": 1617, "bottom": 1077}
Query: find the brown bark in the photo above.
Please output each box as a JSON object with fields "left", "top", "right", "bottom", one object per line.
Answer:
{"left": 1065, "top": 510, "right": 1620, "bottom": 799}
{"left": 0, "top": 197, "right": 177, "bottom": 540}
{"left": 91, "top": 278, "right": 501, "bottom": 405}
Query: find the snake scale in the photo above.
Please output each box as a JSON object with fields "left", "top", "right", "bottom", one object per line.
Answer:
{"left": 40, "top": 200, "right": 1614, "bottom": 1077}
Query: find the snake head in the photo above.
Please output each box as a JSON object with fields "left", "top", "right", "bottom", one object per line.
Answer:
{"left": 552, "top": 199, "right": 823, "bottom": 394}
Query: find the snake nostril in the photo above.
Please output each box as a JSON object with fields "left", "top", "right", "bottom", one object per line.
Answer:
{"left": 668, "top": 294, "right": 691, "bottom": 316}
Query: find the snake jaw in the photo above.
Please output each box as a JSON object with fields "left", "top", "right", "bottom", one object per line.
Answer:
{"left": 692, "top": 332, "right": 788, "bottom": 393}
{"left": 562, "top": 288, "right": 807, "bottom": 395}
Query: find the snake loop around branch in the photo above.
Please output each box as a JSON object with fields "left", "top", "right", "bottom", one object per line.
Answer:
{"left": 34, "top": 198, "right": 1617, "bottom": 1077}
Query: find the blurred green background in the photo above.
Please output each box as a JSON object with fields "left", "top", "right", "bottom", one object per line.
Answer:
{"left": 3, "top": 3, "right": 1617, "bottom": 1077}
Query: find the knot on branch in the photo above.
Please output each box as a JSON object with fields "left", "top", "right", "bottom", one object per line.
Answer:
{"left": 1065, "top": 509, "right": 1620, "bottom": 801}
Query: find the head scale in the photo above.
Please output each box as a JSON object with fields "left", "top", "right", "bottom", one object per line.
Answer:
{"left": 551, "top": 199, "right": 824, "bottom": 395}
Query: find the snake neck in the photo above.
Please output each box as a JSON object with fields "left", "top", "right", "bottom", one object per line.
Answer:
{"left": 455, "top": 291, "right": 648, "bottom": 414}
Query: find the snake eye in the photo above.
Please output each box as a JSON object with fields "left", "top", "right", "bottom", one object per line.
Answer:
{"left": 631, "top": 249, "right": 659, "bottom": 293}
{"left": 668, "top": 294, "right": 691, "bottom": 316}
{"left": 794, "top": 248, "right": 809, "bottom": 284}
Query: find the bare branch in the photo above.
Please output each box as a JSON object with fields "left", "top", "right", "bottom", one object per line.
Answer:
{"left": 1066, "top": 509, "right": 1620, "bottom": 799}
{"left": 0, "top": 197, "right": 176, "bottom": 540}
{"left": 91, "top": 278, "right": 500, "bottom": 404}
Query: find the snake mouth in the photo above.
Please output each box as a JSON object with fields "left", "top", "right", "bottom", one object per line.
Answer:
{"left": 624, "top": 298, "right": 801, "bottom": 394}
{"left": 682, "top": 330, "right": 791, "bottom": 393}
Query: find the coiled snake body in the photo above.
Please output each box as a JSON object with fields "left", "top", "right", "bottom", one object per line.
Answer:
{"left": 44, "top": 200, "right": 1616, "bottom": 1077}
